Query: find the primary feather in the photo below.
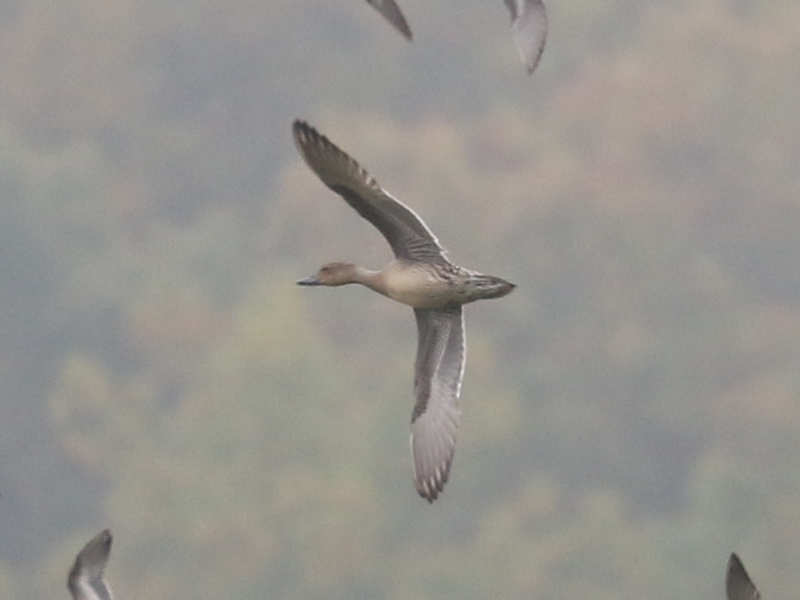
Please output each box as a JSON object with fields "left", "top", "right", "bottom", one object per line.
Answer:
{"left": 365, "top": 0, "right": 413, "bottom": 40}
{"left": 726, "top": 554, "right": 761, "bottom": 600}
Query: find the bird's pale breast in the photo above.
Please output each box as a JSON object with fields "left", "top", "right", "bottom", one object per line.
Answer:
{"left": 381, "top": 261, "right": 458, "bottom": 308}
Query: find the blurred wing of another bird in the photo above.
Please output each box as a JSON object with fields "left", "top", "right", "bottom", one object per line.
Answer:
{"left": 410, "top": 305, "right": 465, "bottom": 502}
{"left": 726, "top": 553, "right": 761, "bottom": 600}
{"left": 67, "top": 530, "right": 113, "bottom": 600}
{"left": 503, "top": 0, "right": 548, "bottom": 74}
{"left": 366, "top": 0, "right": 413, "bottom": 40}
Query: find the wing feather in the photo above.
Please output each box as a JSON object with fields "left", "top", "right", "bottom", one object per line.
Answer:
{"left": 293, "top": 120, "right": 448, "bottom": 264}
{"left": 68, "top": 530, "right": 113, "bottom": 600}
{"left": 726, "top": 554, "right": 761, "bottom": 600}
{"left": 410, "top": 306, "right": 465, "bottom": 502}
{"left": 504, "top": 0, "right": 548, "bottom": 74}
{"left": 365, "top": 0, "right": 413, "bottom": 40}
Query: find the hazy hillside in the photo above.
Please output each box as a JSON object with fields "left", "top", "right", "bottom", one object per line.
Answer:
{"left": 1, "top": 1, "right": 799, "bottom": 598}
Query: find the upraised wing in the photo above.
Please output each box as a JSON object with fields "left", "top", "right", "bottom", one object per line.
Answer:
{"left": 410, "top": 305, "right": 465, "bottom": 502}
{"left": 68, "top": 529, "right": 113, "bottom": 600}
{"left": 293, "top": 120, "right": 448, "bottom": 264}
{"left": 726, "top": 553, "right": 761, "bottom": 600}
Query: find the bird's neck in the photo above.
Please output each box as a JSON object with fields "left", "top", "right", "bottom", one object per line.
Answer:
{"left": 351, "top": 266, "right": 384, "bottom": 294}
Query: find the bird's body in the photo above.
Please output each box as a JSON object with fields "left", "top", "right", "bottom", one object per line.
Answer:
{"left": 379, "top": 260, "right": 451, "bottom": 308}
{"left": 314, "top": 259, "right": 512, "bottom": 309}
{"left": 67, "top": 529, "right": 113, "bottom": 600}
{"left": 293, "top": 120, "right": 514, "bottom": 502}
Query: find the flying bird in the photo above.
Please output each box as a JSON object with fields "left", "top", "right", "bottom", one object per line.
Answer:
{"left": 365, "top": 0, "right": 413, "bottom": 40}
{"left": 293, "top": 120, "right": 515, "bottom": 502}
{"left": 726, "top": 553, "right": 761, "bottom": 600}
{"left": 68, "top": 529, "right": 113, "bottom": 600}
{"left": 504, "top": 0, "right": 548, "bottom": 74}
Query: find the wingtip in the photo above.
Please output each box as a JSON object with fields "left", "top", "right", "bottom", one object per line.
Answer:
{"left": 726, "top": 552, "right": 760, "bottom": 600}
{"left": 416, "top": 479, "right": 441, "bottom": 503}
{"left": 727, "top": 552, "right": 745, "bottom": 576}
{"left": 413, "top": 455, "right": 453, "bottom": 503}
{"left": 418, "top": 488, "right": 436, "bottom": 503}
{"left": 523, "top": 53, "right": 544, "bottom": 75}
{"left": 292, "top": 119, "right": 323, "bottom": 155}
{"left": 508, "top": 0, "right": 547, "bottom": 76}
{"left": 91, "top": 528, "right": 113, "bottom": 557}
{"left": 366, "top": 0, "right": 414, "bottom": 41}
{"left": 291, "top": 119, "right": 310, "bottom": 139}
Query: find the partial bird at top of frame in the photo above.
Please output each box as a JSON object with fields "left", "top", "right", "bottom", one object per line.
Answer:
{"left": 364, "top": 0, "right": 548, "bottom": 75}
{"left": 68, "top": 529, "right": 113, "bottom": 600}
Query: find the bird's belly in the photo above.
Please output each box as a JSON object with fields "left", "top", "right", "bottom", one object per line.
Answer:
{"left": 382, "top": 266, "right": 456, "bottom": 309}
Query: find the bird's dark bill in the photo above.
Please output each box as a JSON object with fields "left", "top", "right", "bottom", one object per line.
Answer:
{"left": 296, "top": 275, "right": 321, "bottom": 286}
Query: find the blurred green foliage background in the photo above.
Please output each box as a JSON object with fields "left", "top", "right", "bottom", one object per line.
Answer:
{"left": 1, "top": 0, "right": 799, "bottom": 597}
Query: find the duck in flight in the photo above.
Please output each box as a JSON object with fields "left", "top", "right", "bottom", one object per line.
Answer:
{"left": 294, "top": 120, "right": 515, "bottom": 502}
{"left": 726, "top": 553, "right": 761, "bottom": 600}
{"left": 362, "top": 0, "right": 547, "bottom": 75}
{"left": 68, "top": 529, "right": 113, "bottom": 600}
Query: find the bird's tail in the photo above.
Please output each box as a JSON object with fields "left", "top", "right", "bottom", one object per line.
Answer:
{"left": 467, "top": 275, "right": 516, "bottom": 301}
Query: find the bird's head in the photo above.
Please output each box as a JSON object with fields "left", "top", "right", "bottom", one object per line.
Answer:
{"left": 297, "top": 262, "right": 358, "bottom": 287}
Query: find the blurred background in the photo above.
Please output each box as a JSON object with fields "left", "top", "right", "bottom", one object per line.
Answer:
{"left": 1, "top": 0, "right": 799, "bottom": 598}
